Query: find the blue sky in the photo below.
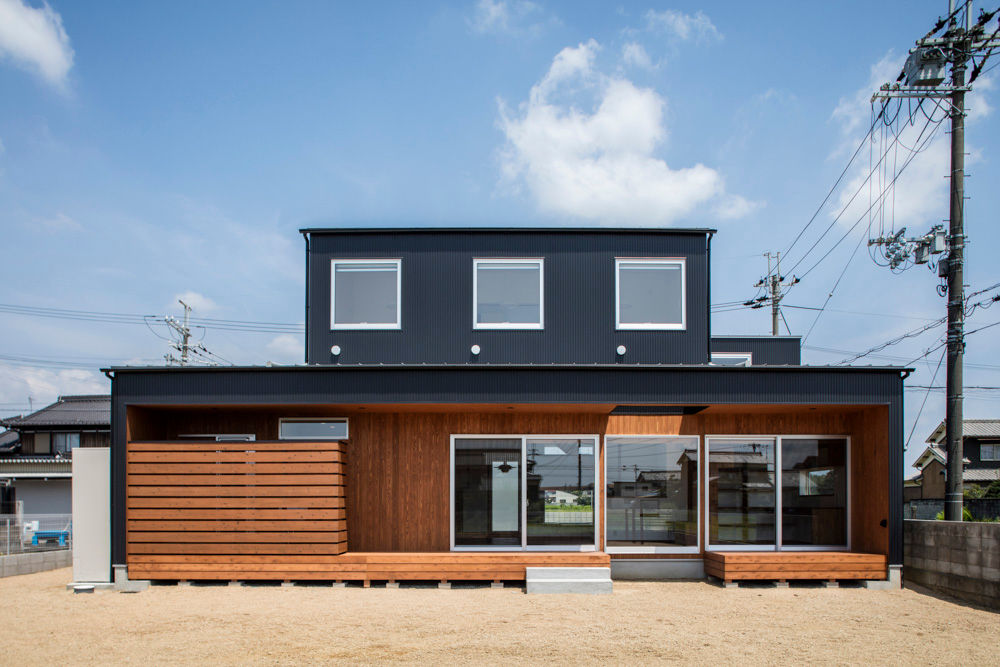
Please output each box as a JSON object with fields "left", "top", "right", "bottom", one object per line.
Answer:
{"left": 0, "top": 0, "right": 998, "bottom": 469}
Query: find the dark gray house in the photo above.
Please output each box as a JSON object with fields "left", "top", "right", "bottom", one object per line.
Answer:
{"left": 105, "top": 227, "right": 907, "bottom": 585}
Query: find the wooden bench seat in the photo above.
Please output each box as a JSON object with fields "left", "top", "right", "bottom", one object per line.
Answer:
{"left": 703, "top": 551, "right": 887, "bottom": 582}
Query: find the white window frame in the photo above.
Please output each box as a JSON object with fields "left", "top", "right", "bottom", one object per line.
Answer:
{"left": 472, "top": 258, "right": 544, "bottom": 330}
{"left": 703, "top": 435, "right": 851, "bottom": 552}
{"left": 615, "top": 258, "right": 687, "bottom": 331}
{"left": 603, "top": 435, "right": 701, "bottom": 555}
{"left": 278, "top": 418, "right": 349, "bottom": 440}
{"left": 449, "top": 434, "right": 599, "bottom": 552}
{"left": 710, "top": 352, "right": 753, "bottom": 367}
{"left": 330, "top": 259, "right": 402, "bottom": 330}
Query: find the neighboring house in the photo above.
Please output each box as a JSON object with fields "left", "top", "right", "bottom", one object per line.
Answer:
{"left": 105, "top": 227, "right": 906, "bottom": 585}
{"left": 906, "top": 419, "right": 1000, "bottom": 500}
{"left": 0, "top": 395, "right": 111, "bottom": 515}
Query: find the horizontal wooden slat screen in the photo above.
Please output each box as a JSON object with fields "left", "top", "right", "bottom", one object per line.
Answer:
{"left": 126, "top": 441, "right": 347, "bottom": 579}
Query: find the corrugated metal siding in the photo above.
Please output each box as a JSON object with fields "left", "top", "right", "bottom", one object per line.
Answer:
{"left": 111, "top": 366, "right": 899, "bottom": 406}
{"left": 305, "top": 230, "right": 711, "bottom": 366}
{"left": 710, "top": 336, "right": 801, "bottom": 365}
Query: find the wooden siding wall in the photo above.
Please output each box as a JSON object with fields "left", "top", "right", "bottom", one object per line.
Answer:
{"left": 126, "top": 405, "right": 890, "bottom": 558}
{"left": 126, "top": 440, "right": 347, "bottom": 580}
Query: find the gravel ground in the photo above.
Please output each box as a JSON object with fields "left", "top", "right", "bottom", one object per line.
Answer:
{"left": 2, "top": 568, "right": 997, "bottom": 665}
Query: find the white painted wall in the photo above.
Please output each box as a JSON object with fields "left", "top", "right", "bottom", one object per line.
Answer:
{"left": 72, "top": 448, "right": 110, "bottom": 583}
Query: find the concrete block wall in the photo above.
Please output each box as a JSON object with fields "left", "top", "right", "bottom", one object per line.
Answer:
{"left": 0, "top": 549, "right": 72, "bottom": 578}
{"left": 904, "top": 519, "right": 1000, "bottom": 609}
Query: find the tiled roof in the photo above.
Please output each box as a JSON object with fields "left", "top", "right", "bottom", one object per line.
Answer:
{"left": 0, "top": 395, "right": 110, "bottom": 429}
{"left": 965, "top": 468, "right": 1000, "bottom": 482}
{"left": 927, "top": 419, "right": 1000, "bottom": 444}
{"left": 962, "top": 420, "right": 1000, "bottom": 438}
{"left": 0, "top": 430, "right": 18, "bottom": 447}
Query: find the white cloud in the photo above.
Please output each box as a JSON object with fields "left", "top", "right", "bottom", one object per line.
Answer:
{"left": 644, "top": 9, "right": 721, "bottom": 43}
{"left": 0, "top": 364, "right": 108, "bottom": 417}
{"left": 829, "top": 53, "right": 991, "bottom": 235}
{"left": 0, "top": 0, "right": 74, "bottom": 89}
{"left": 468, "top": 0, "right": 550, "bottom": 36}
{"left": 498, "top": 40, "right": 753, "bottom": 224}
{"left": 266, "top": 334, "right": 304, "bottom": 364}
{"left": 173, "top": 291, "right": 218, "bottom": 314}
{"left": 621, "top": 42, "right": 653, "bottom": 70}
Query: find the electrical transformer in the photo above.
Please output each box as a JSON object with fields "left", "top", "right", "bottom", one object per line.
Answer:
{"left": 904, "top": 47, "right": 947, "bottom": 87}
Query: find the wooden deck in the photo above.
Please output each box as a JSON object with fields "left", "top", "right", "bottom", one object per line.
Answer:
{"left": 703, "top": 551, "right": 887, "bottom": 582}
{"left": 128, "top": 551, "right": 612, "bottom": 583}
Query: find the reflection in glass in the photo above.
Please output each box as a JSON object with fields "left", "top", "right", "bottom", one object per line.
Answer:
{"left": 605, "top": 437, "right": 699, "bottom": 548}
{"left": 618, "top": 261, "right": 683, "bottom": 326}
{"left": 708, "top": 438, "right": 776, "bottom": 546}
{"left": 333, "top": 262, "right": 398, "bottom": 326}
{"left": 526, "top": 439, "right": 595, "bottom": 545}
{"left": 454, "top": 438, "right": 522, "bottom": 546}
{"left": 781, "top": 438, "right": 847, "bottom": 546}
{"left": 476, "top": 261, "right": 542, "bottom": 325}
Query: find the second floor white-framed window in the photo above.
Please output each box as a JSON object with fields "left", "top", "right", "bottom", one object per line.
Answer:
{"left": 330, "top": 259, "right": 401, "bottom": 329}
{"left": 473, "top": 258, "right": 544, "bottom": 329}
{"left": 616, "top": 258, "right": 686, "bottom": 330}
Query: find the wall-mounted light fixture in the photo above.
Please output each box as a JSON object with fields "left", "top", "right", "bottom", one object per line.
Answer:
{"left": 616, "top": 345, "right": 627, "bottom": 356}
{"left": 471, "top": 344, "right": 482, "bottom": 355}
{"left": 331, "top": 345, "right": 342, "bottom": 356}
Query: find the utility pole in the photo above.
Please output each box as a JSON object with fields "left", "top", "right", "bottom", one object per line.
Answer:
{"left": 746, "top": 252, "right": 799, "bottom": 335}
{"left": 944, "top": 3, "right": 969, "bottom": 522}
{"left": 869, "top": 1, "right": 999, "bottom": 520}
{"left": 164, "top": 300, "right": 193, "bottom": 366}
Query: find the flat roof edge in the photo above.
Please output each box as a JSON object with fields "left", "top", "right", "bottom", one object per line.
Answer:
{"left": 103, "top": 364, "right": 912, "bottom": 373}
{"left": 299, "top": 226, "right": 717, "bottom": 235}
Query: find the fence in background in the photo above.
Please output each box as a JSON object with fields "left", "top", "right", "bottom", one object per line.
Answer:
{"left": 0, "top": 514, "right": 73, "bottom": 556}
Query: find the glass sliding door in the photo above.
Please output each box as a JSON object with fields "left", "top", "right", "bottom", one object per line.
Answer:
{"left": 605, "top": 436, "right": 699, "bottom": 551}
{"left": 526, "top": 438, "right": 596, "bottom": 546}
{"left": 781, "top": 438, "right": 848, "bottom": 547}
{"left": 452, "top": 435, "right": 598, "bottom": 550}
{"left": 707, "top": 438, "right": 776, "bottom": 547}
{"left": 453, "top": 438, "right": 522, "bottom": 546}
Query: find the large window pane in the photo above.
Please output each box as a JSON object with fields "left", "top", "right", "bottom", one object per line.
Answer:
{"left": 526, "top": 438, "right": 595, "bottom": 546}
{"left": 332, "top": 261, "right": 399, "bottom": 327}
{"left": 708, "top": 438, "right": 776, "bottom": 546}
{"left": 454, "top": 439, "right": 522, "bottom": 546}
{"left": 781, "top": 438, "right": 847, "bottom": 547}
{"left": 606, "top": 437, "right": 699, "bottom": 548}
{"left": 475, "top": 260, "right": 542, "bottom": 327}
{"left": 617, "top": 260, "right": 684, "bottom": 328}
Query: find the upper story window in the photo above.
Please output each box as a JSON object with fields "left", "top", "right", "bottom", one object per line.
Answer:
{"left": 711, "top": 353, "right": 752, "bottom": 367}
{"left": 981, "top": 443, "right": 999, "bottom": 461}
{"left": 52, "top": 432, "right": 80, "bottom": 456}
{"left": 474, "top": 259, "right": 544, "bottom": 329}
{"left": 331, "top": 259, "right": 401, "bottom": 329}
{"left": 616, "top": 258, "right": 686, "bottom": 330}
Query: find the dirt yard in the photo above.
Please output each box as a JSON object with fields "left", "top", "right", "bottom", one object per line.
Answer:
{"left": 2, "top": 568, "right": 997, "bottom": 665}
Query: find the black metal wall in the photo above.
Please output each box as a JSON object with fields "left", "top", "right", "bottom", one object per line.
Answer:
{"left": 710, "top": 336, "right": 801, "bottom": 365}
{"left": 304, "top": 229, "right": 711, "bottom": 365}
{"left": 109, "top": 364, "right": 906, "bottom": 569}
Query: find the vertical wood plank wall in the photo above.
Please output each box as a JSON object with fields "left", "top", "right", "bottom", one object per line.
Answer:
{"left": 126, "top": 406, "right": 890, "bottom": 558}
{"left": 126, "top": 440, "right": 347, "bottom": 579}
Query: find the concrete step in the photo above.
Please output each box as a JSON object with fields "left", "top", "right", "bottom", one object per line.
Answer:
{"left": 525, "top": 566, "right": 612, "bottom": 595}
